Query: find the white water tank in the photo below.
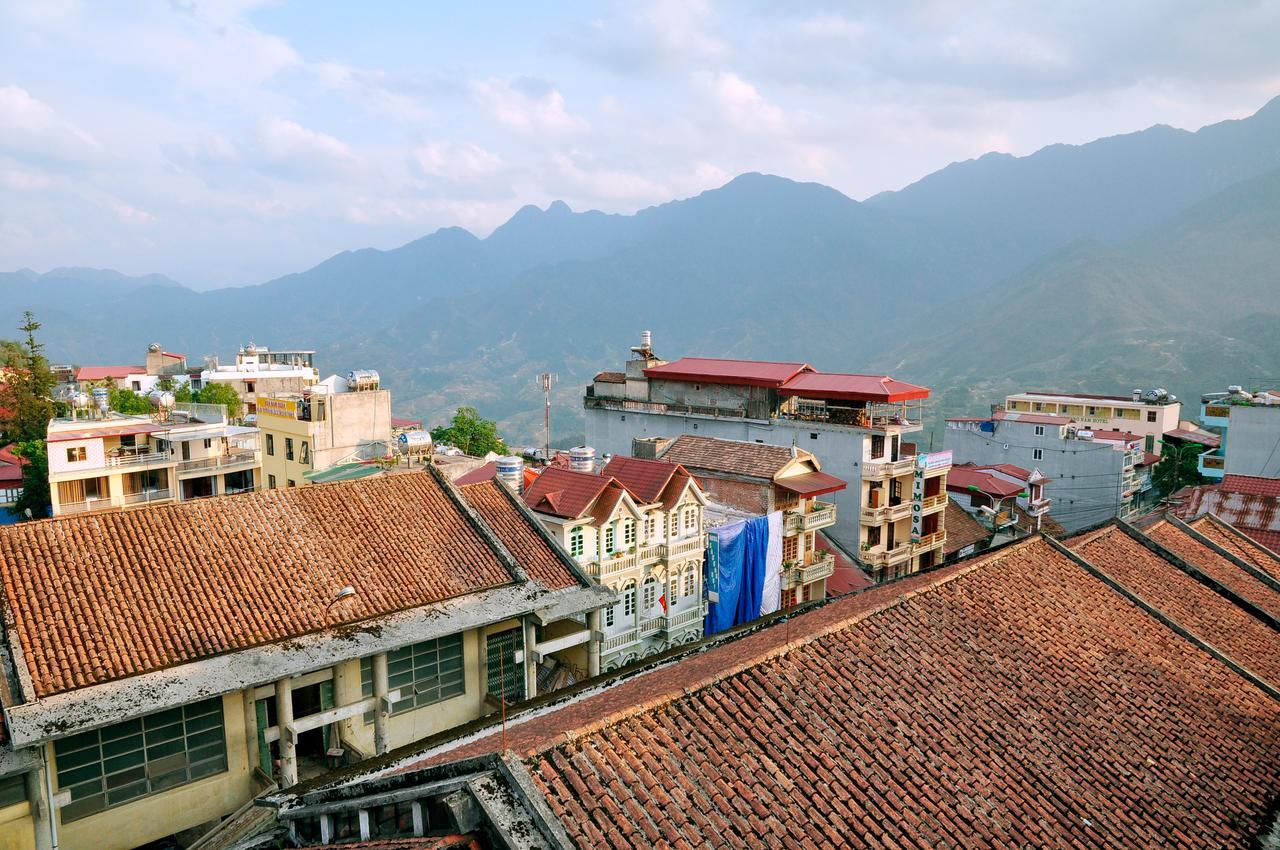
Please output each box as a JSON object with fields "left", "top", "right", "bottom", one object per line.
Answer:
{"left": 569, "top": 446, "right": 595, "bottom": 472}
{"left": 92, "top": 387, "right": 110, "bottom": 416}
{"left": 347, "top": 369, "right": 381, "bottom": 391}
{"left": 148, "top": 390, "right": 175, "bottom": 411}
{"left": 496, "top": 455, "right": 525, "bottom": 493}
{"left": 396, "top": 430, "right": 433, "bottom": 453}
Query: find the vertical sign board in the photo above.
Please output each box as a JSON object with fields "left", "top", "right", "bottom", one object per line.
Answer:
{"left": 705, "top": 531, "right": 720, "bottom": 604}
{"left": 911, "top": 450, "right": 953, "bottom": 543}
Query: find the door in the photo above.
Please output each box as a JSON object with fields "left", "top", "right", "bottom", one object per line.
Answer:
{"left": 486, "top": 629, "right": 525, "bottom": 703}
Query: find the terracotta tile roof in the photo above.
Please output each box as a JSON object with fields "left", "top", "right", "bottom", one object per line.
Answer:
{"left": 1066, "top": 523, "right": 1280, "bottom": 685}
{"left": 643, "top": 357, "right": 812, "bottom": 388}
{"left": 601, "top": 455, "right": 684, "bottom": 504}
{"left": 74, "top": 364, "right": 144, "bottom": 381}
{"left": 943, "top": 500, "right": 991, "bottom": 555}
{"left": 459, "top": 480, "right": 579, "bottom": 591}
{"left": 1169, "top": 485, "right": 1280, "bottom": 573}
{"left": 1143, "top": 519, "right": 1280, "bottom": 621}
{"left": 1222, "top": 474, "right": 1280, "bottom": 497}
{"left": 521, "top": 466, "right": 612, "bottom": 519}
{"left": 297, "top": 837, "right": 480, "bottom": 850}
{"left": 415, "top": 538, "right": 1280, "bottom": 848}
{"left": 1012, "top": 505, "right": 1066, "bottom": 538}
{"left": 592, "top": 371, "right": 625, "bottom": 383}
{"left": 658, "top": 434, "right": 796, "bottom": 480}
{"left": 1189, "top": 515, "right": 1280, "bottom": 581}
{"left": 0, "top": 471, "right": 527, "bottom": 698}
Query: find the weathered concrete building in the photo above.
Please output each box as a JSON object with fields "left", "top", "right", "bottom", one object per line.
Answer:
{"left": 582, "top": 333, "right": 946, "bottom": 576}
{"left": 1004, "top": 388, "right": 1181, "bottom": 455}
{"left": 1198, "top": 386, "right": 1280, "bottom": 479}
{"left": 0, "top": 468, "right": 608, "bottom": 850}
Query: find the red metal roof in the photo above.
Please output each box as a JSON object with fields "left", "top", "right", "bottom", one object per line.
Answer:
{"left": 975, "top": 463, "right": 1032, "bottom": 480}
{"left": 778, "top": 372, "right": 930, "bottom": 403}
{"left": 75, "top": 365, "right": 144, "bottom": 381}
{"left": 994, "top": 410, "right": 1073, "bottom": 426}
{"left": 947, "top": 464, "right": 1025, "bottom": 498}
{"left": 774, "top": 470, "right": 847, "bottom": 497}
{"left": 391, "top": 416, "right": 423, "bottom": 430}
{"left": 0, "top": 444, "right": 26, "bottom": 484}
{"left": 1222, "top": 475, "right": 1280, "bottom": 497}
{"left": 1166, "top": 428, "right": 1222, "bottom": 448}
{"left": 1089, "top": 429, "right": 1142, "bottom": 443}
{"left": 643, "top": 357, "right": 813, "bottom": 388}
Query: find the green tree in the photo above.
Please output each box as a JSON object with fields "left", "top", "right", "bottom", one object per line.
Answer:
{"left": 1153, "top": 441, "right": 1207, "bottom": 499}
{"left": 195, "top": 382, "right": 243, "bottom": 420}
{"left": 11, "top": 439, "right": 48, "bottom": 520}
{"left": 430, "top": 406, "right": 507, "bottom": 457}
{"left": 0, "top": 312, "right": 56, "bottom": 446}
{"left": 174, "top": 383, "right": 194, "bottom": 404}
{"left": 108, "top": 385, "right": 151, "bottom": 415}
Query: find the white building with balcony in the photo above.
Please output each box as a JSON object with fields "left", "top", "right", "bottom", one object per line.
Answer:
{"left": 582, "top": 333, "right": 943, "bottom": 576}
{"left": 519, "top": 454, "right": 708, "bottom": 671}
{"left": 46, "top": 403, "right": 260, "bottom": 517}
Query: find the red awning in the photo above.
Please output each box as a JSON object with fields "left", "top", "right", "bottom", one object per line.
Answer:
{"left": 775, "top": 471, "right": 847, "bottom": 497}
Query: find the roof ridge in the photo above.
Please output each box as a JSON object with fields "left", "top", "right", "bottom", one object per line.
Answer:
{"left": 1204, "top": 512, "right": 1280, "bottom": 564}
{"left": 534, "top": 537, "right": 1050, "bottom": 754}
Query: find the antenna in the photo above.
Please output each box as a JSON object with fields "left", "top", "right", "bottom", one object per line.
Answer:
{"left": 537, "top": 372, "right": 556, "bottom": 460}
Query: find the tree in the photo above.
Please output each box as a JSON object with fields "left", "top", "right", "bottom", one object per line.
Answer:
{"left": 430, "top": 407, "right": 507, "bottom": 457}
{"left": 0, "top": 312, "right": 56, "bottom": 446}
{"left": 195, "top": 382, "right": 243, "bottom": 420}
{"left": 1153, "top": 442, "right": 1207, "bottom": 499}
{"left": 108, "top": 385, "right": 151, "bottom": 415}
{"left": 11, "top": 439, "right": 48, "bottom": 520}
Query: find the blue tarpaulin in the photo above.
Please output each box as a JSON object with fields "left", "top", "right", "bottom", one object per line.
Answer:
{"left": 705, "top": 515, "right": 770, "bottom": 636}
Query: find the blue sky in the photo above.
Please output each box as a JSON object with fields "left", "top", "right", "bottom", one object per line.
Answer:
{"left": 2, "top": 1, "right": 1279, "bottom": 289}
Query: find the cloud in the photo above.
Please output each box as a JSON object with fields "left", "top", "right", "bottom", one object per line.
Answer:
{"left": 697, "top": 72, "right": 788, "bottom": 136}
{"left": 557, "top": 0, "right": 724, "bottom": 74}
{"left": 413, "top": 140, "right": 503, "bottom": 179}
{"left": 257, "top": 118, "right": 355, "bottom": 174}
{"left": 552, "top": 153, "right": 670, "bottom": 204}
{"left": 472, "top": 78, "right": 589, "bottom": 136}
{"left": 0, "top": 85, "right": 102, "bottom": 167}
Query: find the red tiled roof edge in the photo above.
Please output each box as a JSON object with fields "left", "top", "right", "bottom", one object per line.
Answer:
{"left": 496, "top": 539, "right": 1041, "bottom": 758}
{"left": 427, "top": 462, "right": 529, "bottom": 584}
{"left": 1042, "top": 534, "right": 1280, "bottom": 700}
{"left": 1165, "top": 514, "right": 1280, "bottom": 595}
{"left": 464, "top": 477, "right": 594, "bottom": 591}
{"left": 1201, "top": 512, "right": 1280, "bottom": 567}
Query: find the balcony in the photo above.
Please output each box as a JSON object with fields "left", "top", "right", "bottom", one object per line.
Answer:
{"left": 921, "top": 493, "right": 947, "bottom": 513}
{"left": 105, "top": 449, "right": 174, "bottom": 470}
{"left": 639, "top": 616, "right": 664, "bottom": 636}
{"left": 601, "top": 630, "right": 639, "bottom": 652}
{"left": 637, "top": 542, "right": 663, "bottom": 564}
{"left": 783, "top": 551, "right": 836, "bottom": 588}
{"left": 861, "top": 543, "right": 914, "bottom": 567}
{"left": 1028, "top": 496, "right": 1052, "bottom": 516}
{"left": 661, "top": 534, "right": 706, "bottom": 560}
{"left": 660, "top": 608, "right": 703, "bottom": 632}
{"left": 786, "top": 502, "right": 837, "bottom": 533}
{"left": 862, "top": 457, "right": 916, "bottom": 480}
{"left": 56, "top": 498, "right": 112, "bottom": 516}
{"left": 1198, "top": 452, "right": 1225, "bottom": 479}
{"left": 177, "top": 449, "right": 259, "bottom": 476}
{"left": 122, "top": 489, "right": 173, "bottom": 507}
{"left": 586, "top": 550, "right": 638, "bottom": 580}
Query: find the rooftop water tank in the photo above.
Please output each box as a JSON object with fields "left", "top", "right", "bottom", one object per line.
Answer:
{"left": 396, "top": 430, "right": 433, "bottom": 452}
{"left": 569, "top": 446, "right": 595, "bottom": 472}
{"left": 148, "top": 390, "right": 175, "bottom": 410}
{"left": 496, "top": 455, "right": 525, "bottom": 493}
{"left": 347, "top": 369, "right": 381, "bottom": 391}
{"left": 92, "top": 387, "right": 110, "bottom": 414}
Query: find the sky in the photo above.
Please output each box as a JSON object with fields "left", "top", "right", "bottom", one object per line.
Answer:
{"left": 2, "top": 1, "right": 1279, "bottom": 289}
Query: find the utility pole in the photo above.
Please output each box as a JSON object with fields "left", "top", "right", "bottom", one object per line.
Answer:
{"left": 537, "top": 372, "right": 556, "bottom": 460}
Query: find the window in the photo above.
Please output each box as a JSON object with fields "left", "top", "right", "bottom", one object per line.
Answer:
{"left": 622, "top": 520, "right": 636, "bottom": 547}
{"left": 54, "top": 697, "right": 226, "bottom": 822}
{"left": 605, "top": 601, "right": 615, "bottom": 628}
{"left": 1033, "top": 449, "right": 1044, "bottom": 461}
{"left": 622, "top": 581, "right": 636, "bottom": 618}
{"left": 781, "top": 588, "right": 798, "bottom": 610}
{"left": 284, "top": 437, "right": 294, "bottom": 461}
{"left": 569, "top": 527, "right": 585, "bottom": 557}
{"left": 683, "top": 568, "right": 695, "bottom": 598}
{"left": 1034, "top": 425, "right": 1045, "bottom": 436}
{"left": 360, "top": 635, "right": 465, "bottom": 717}
{"left": 66, "top": 446, "right": 87, "bottom": 463}
{"left": 782, "top": 535, "right": 798, "bottom": 562}
{"left": 1147, "top": 410, "right": 1157, "bottom": 423}
{"left": 604, "top": 525, "right": 615, "bottom": 553}
{"left": 287, "top": 479, "right": 296, "bottom": 488}
{"left": 810, "top": 432, "right": 818, "bottom": 440}
{"left": 265, "top": 434, "right": 274, "bottom": 456}
{"left": 485, "top": 629, "right": 525, "bottom": 702}
{"left": 644, "top": 514, "right": 656, "bottom": 540}
{"left": 1087, "top": 406, "right": 1097, "bottom": 416}
{"left": 683, "top": 507, "right": 697, "bottom": 531}
{"left": 268, "top": 474, "right": 277, "bottom": 489}
{"left": 1145, "top": 434, "right": 1155, "bottom": 453}
{"left": 202, "top": 438, "right": 212, "bottom": 450}
{"left": 870, "top": 435, "right": 885, "bottom": 459}
{"left": 669, "top": 513, "right": 678, "bottom": 537}
{"left": 865, "top": 526, "right": 881, "bottom": 547}
{"left": 244, "top": 381, "right": 255, "bottom": 393}
{"left": 0, "top": 773, "right": 26, "bottom": 808}
{"left": 642, "top": 576, "right": 657, "bottom": 612}
{"left": 300, "top": 441, "right": 310, "bottom": 465}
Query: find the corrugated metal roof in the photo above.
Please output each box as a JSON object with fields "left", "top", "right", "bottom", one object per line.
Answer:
{"left": 778, "top": 372, "right": 930, "bottom": 402}
{"left": 643, "top": 357, "right": 813, "bottom": 388}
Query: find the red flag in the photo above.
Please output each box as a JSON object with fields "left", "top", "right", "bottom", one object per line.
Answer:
{"left": 659, "top": 593, "right": 668, "bottom": 613}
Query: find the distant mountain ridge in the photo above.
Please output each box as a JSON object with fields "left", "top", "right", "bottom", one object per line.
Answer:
{"left": 3, "top": 96, "right": 1278, "bottom": 442}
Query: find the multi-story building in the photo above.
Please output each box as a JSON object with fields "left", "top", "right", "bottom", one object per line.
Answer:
{"left": 946, "top": 410, "right": 1142, "bottom": 532}
{"left": 198, "top": 343, "right": 319, "bottom": 415}
{"left": 257, "top": 374, "right": 392, "bottom": 489}
{"left": 0, "top": 469, "right": 609, "bottom": 850}
{"left": 519, "top": 451, "right": 708, "bottom": 671}
{"left": 582, "top": 332, "right": 946, "bottom": 578}
{"left": 946, "top": 462, "right": 1053, "bottom": 545}
{"left": 46, "top": 403, "right": 259, "bottom": 516}
{"left": 1197, "top": 386, "right": 1280, "bottom": 480}
{"left": 1004, "top": 389, "right": 1181, "bottom": 455}
{"left": 643, "top": 434, "right": 845, "bottom": 604}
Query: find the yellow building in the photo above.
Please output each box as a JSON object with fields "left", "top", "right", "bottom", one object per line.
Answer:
{"left": 858, "top": 443, "right": 950, "bottom": 582}
{"left": 1004, "top": 389, "right": 1181, "bottom": 454}
{"left": 46, "top": 404, "right": 259, "bottom": 517}
{"left": 0, "top": 469, "right": 608, "bottom": 850}
{"left": 257, "top": 375, "right": 392, "bottom": 489}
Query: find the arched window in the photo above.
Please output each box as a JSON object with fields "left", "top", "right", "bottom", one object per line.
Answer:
{"left": 622, "top": 581, "right": 637, "bottom": 618}
{"left": 642, "top": 576, "right": 657, "bottom": 612}
{"left": 683, "top": 567, "right": 695, "bottom": 598}
{"left": 603, "top": 524, "right": 615, "bottom": 553}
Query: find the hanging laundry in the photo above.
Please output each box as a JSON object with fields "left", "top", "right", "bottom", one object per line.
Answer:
{"left": 705, "top": 515, "right": 770, "bottom": 635}
{"left": 760, "top": 510, "right": 783, "bottom": 615}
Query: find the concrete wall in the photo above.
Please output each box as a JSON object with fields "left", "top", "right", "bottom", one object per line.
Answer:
{"left": 0, "top": 801, "right": 34, "bottom": 850}
{"left": 945, "top": 421, "right": 1127, "bottom": 533}
{"left": 584, "top": 406, "right": 869, "bottom": 551}
{"left": 46, "top": 439, "right": 105, "bottom": 476}
{"left": 53, "top": 692, "right": 252, "bottom": 850}
{"left": 258, "top": 414, "right": 312, "bottom": 488}
{"left": 315, "top": 390, "right": 392, "bottom": 468}
{"left": 1224, "top": 406, "right": 1280, "bottom": 477}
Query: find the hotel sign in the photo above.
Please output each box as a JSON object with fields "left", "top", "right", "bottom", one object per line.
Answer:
{"left": 1204, "top": 404, "right": 1232, "bottom": 419}
{"left": 911, "top": 451, "right": 952, "bottom": 542}
{"left": 257, "top": 397, "right": 298, "bottom": 420}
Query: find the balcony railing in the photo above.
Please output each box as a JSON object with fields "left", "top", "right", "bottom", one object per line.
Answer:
{"left": 784, "top": 551, "right": 836, "bottom": 588}
{"left": 56, "top": 498, "right": 111, "bottom": 516}
{"left": 786, "top": 502, "right": 837, "bottom": 533}
{"left": 637, "top": 542, "right": 663, "bottom": 563}
{"left": 660, "top": 609, "right": 703, "bottom": 631}
{"left": 639, "top": 616, "right": 664, "bottom": 636}
{"left": 122, "top": 489, "right": 172, "bottom": 506}
{"left": 862, "top": 457, "right": 916, "bottom": 479}
{"left": 105, "top": 450, "right": 174, "bottom": 470}
{"left": 177, "top": 449, "right": 259, "bottom": 475}
{"left": 586, "top": 550, "right": 638, "bottom": 580}
{"left": 661, "top": 534, "right": 706, "bottom": 560}
{"left": 601, "top": 630, "right": 639, "bottom": 651}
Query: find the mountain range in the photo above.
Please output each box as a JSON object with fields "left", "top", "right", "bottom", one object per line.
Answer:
{"left": 4, "top": 96, "right": 1279, "bottom": 445}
